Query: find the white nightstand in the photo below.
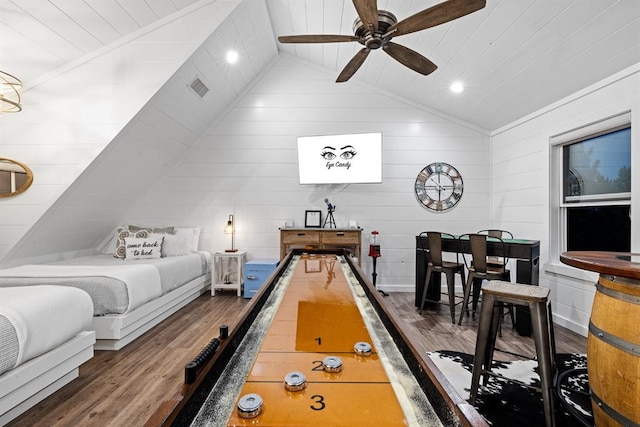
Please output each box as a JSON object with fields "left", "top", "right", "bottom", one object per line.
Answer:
{"left": 212, "top": 251, "right": 246, "bottom": 296}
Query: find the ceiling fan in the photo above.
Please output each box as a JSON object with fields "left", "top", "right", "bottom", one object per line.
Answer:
{"left": 278, "top": 0, "right": 486, "bottom": 82}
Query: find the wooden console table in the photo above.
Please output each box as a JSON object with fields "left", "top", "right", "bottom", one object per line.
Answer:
{"left": 280, "top": 228, "right": 362, "bottom": 265}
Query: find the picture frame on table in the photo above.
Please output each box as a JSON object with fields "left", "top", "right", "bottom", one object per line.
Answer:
{"left": 305, "top": 210, "right": 322, "bottom": 228}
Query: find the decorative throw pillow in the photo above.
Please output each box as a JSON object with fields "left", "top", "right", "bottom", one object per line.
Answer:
{"left": 124, "top": 235, "right": 164, "bottom": 260}
{"left": 113, "top": 226, "right": 174, "bottom": 258}
{"left": 114, "top": 227, "right": 151, "bottom": 258}
{"left": 161, "top": 227, "right": 202, "bottom": 257}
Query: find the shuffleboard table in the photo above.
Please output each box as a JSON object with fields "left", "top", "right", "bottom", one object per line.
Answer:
{"left": 146, "top": 249, "right": 488, "bottom": 427}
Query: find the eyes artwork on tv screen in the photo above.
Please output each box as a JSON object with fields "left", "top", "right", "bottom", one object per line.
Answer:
{"left": 297, "top": 132, "right": 382, "bottom": 184}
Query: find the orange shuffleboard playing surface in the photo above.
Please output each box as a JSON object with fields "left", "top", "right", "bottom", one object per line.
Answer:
{"left": 190, "top": 254, "right": 442, "bottom": 427}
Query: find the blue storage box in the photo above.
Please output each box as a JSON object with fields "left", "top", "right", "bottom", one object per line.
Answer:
{"left": 243, "top": 259, "right": 279, "bottom": 298}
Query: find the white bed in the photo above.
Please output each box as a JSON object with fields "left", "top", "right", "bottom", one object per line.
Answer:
{"left": 0, "top": 252, "right": 211, "bottom": 350}
{"left": 0, "top": 286, "right": 95, "bottom": 426}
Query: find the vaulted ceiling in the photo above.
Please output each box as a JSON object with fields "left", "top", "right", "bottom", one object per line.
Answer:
{"left": 2, "top": 0, "right": 640, "bottom": 131}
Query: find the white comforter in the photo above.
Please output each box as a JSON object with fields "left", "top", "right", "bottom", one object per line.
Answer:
{"left": 0, "top": 286, "right": 93, "bottom": 371}
{"left": 0, "top": 263, "right": 162, "bottom": 314}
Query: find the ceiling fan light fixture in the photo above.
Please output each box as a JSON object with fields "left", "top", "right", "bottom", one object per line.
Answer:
{"left": 278, "top": 0, "right": 486, "bottom": 83}
{"left": 450, "top": 81, "right": 464, "bottom": 93}
{"left": 353, "top": 10, "right": 397, "bottom": 41}
{"left": 0, "top": 70, "right": 23, "bottom": 113}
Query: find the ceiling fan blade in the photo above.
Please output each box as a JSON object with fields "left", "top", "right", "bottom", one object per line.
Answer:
{"left": 278, "top": 35, "right": 360, "bottom": 44}
{"left": 336, "top": 48, "right": 370, "bottom": 82}
{"left": 386, "top": 0, "right": 486, "bottom": 38}
{"left": 382, "top": 42, "right": 437, "bottom": 75}
{"left": 352, "top": 0, "right": 379, "bottom": 34}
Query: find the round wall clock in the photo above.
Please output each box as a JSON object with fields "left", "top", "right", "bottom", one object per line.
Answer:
{"left": 415, "top": 162, "right": 464, "bottom": 212}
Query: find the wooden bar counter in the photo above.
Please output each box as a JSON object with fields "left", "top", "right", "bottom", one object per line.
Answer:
{"left": 560, "top": 251, "right": 640, "bottom": 427}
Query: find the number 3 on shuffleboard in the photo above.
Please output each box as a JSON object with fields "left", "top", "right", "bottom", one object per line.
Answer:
{"left": 310, "top": 395, "right": 325, "bottom": 411}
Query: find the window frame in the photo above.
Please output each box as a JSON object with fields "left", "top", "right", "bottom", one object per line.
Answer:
{"left": 550, "top": 112, "right": 631, "bottom": 259}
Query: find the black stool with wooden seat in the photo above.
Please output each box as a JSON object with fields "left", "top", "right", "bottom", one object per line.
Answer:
{"left": 417, "top": 231, "right": 465, "bottom": 323}
{"left": 469, "top": 280, "right": 557, "bottom": 427}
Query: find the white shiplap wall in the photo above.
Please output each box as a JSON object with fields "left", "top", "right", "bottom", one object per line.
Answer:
{"left": 490, "top": 64, "right": 640, "bottom": 336}
{"left": 0, "top": 0, "right": 277, "bottom": 265}
{"left": 128, "top": 55, "right": 491, "bottom": 291}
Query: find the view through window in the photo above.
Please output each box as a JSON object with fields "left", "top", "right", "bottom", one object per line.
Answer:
{"left": 562, "top": 126, "right": 631, "bottom": 252}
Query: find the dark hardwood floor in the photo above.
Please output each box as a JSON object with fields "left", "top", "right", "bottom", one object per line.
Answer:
{"left": 7, "top": 291, "right": 587, "bottom": 427}
{"left": 385, "top": 292, "right": 587, "bottom": 362}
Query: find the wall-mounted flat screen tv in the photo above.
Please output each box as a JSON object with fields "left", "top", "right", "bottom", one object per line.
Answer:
{"left": 297, "top": 132, "right": 382, "bottom": 184}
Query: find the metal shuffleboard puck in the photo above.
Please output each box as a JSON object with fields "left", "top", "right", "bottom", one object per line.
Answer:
{"left": 354, "top": 341, "right": 372, "bottom": 356}
{"left": 284, "top": 371, "right": 307, "bottom": 392}
{"left": 322, "top": 356, "right": 343, "bottom": 373}
{"left": 237, "top": 393, "right": 263, "bottom": 419}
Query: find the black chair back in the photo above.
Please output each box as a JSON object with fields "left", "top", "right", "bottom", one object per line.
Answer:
{"left": 459, "top": 233, "right": 509, "bottom": 274}
{"left": 418, "top": 231, "right": 460, "bottom": 267}
{"left": 469, "top": 233, "right": 489, "bottom": 273}
{"left": 429, "top": 232, "right": 444, "bottom": 267}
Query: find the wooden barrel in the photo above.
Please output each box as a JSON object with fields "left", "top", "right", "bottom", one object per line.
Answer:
{"left": 588, "top": 274, "right": 640, "bottom": 426}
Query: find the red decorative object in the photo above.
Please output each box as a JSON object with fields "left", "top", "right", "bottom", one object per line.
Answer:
{"left": 368, "top": 231, "right": 384, "bottom": 295}
{"left": 368, "top": 230, "right": 381, "bottom": 257}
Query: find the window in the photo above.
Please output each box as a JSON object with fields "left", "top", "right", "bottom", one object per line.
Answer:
{"left": 566, "top": 205, "right": 630, "bottom": 251}
{"left": 554, "top": 117, "right": 631, "bottom": 253}
{"left": 563, "top": 127, "right": 631, "bottom": 202}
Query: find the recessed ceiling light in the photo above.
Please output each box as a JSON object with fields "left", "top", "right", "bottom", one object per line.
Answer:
{"left": 450, "top": 81, "right": 464, "bottom": 93}
{"left": 226, "top": 50, "right": 239, "bottom": 64}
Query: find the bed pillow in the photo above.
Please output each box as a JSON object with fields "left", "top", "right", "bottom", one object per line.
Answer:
{"left": 124, "top": 235, "right": 164, "bottom": 259}
{"left": 115, "top": 227, "right": 151, "bottom": 258}
{"left": 161, "top": 227, "right": 201, "bottom": 257}
{"left": 129, "top": 225, "right": 174, "bottom": 234}
{"left": 113, "top": 226, "right": 174, "bottom": 258}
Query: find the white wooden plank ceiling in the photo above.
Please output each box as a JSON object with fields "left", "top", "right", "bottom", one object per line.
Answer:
{"left": 2, "top": 0, "right": 639, "bottom": 131}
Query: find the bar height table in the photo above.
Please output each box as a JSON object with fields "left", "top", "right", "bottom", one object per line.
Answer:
{"left": 416, "top": 234, "right": 540, "bottom": 335}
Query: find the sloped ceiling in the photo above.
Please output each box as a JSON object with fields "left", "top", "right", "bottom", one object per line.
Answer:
{"left": 3, "top": 0, "right": 640, "bottom": 131}
{"left": 1, "top": 0, "right": 279, "bottom": 264}
{"left": 1, "top": 0, "right": 639, "bottom": 263}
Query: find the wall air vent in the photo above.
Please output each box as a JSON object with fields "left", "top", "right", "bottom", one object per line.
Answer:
{"left": 189, "top": 77, "right": 209, "bottom": 98}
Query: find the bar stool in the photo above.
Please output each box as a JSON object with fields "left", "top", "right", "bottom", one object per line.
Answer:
{"left": 457, "top": 234, "right": 511, "bottom": 325}
{"left": 477, "top": 229, "right": 516, "bottom": 335}
{"left": 417, "top": 231, "right": 465, "bottom": 323}
{"left": 469, "top": 280, "right": 557, "bottom": 427}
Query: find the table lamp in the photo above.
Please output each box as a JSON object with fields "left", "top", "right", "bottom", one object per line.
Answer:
{"left": 224, "top": 214, "right": 237, "bottom": 252}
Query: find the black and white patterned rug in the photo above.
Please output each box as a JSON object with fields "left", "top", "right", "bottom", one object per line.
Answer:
{"left": 428, "top": 350, "right": 593, "bottom": 426}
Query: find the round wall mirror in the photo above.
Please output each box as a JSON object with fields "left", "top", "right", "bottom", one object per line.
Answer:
{"left": 0, "top": 158, "right": 33, "bottom": 198}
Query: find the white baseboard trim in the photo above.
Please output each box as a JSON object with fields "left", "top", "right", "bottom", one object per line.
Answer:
{"left": 552, "top": 313, "right": 588, "bottom": 338}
